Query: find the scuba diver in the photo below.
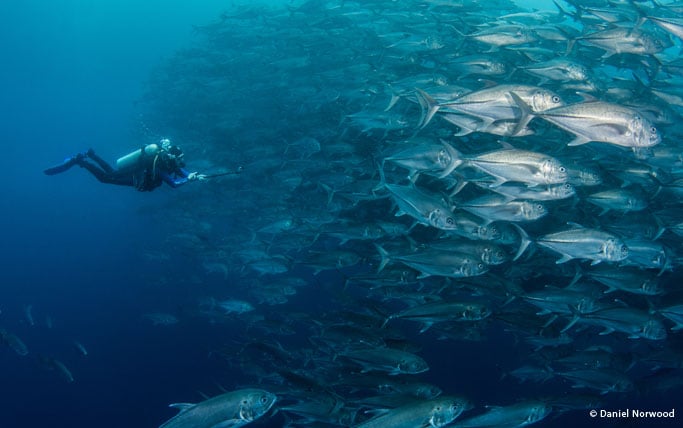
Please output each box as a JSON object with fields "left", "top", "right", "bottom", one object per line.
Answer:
{"left": 44, "top": 139, "right": 208, "bottom": 191}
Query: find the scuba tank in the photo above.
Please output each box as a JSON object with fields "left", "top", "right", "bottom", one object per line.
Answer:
{"left": 116, "top": 144, "right": 161, "bottom": 172}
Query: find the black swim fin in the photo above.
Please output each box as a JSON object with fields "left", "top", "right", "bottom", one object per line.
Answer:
{"left": 43, "top": 153, "right": 85, "bottom": 175}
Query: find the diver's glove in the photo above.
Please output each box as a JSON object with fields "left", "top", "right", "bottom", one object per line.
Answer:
{"left": 188, "top": 172, "right": 207, "bottom": 181}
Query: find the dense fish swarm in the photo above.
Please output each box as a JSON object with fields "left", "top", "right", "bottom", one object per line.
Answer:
{"left": 122, "top": 0, "right": 683, "bottom": 426}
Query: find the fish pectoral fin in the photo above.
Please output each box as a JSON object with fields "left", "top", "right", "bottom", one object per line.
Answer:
{"left": 168, "top": 403, "right": 196, "bottom": 413}
{"left": 418, "top": 322, "right": 434, "bottom": 333}
{"left": 599, "top": 327, "right": 615, "bottom": 336}
{"left": 210, "top": 419, "right": 246, "bottom": 428}
{"left": 487, "top": 176, "right": 507, "bottom": 188}
{"left": 567, "top": 136, "right": 591, "bottom": 146}
{"left": 415, "top": 88, "right": 440, "bottom": 129}
{"left": 555, "top": 254, "right": 574, "bottom": 264}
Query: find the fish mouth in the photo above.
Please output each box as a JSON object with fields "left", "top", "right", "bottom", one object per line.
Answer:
{"left": 239, "top": 405, "right": 255, "bottom": 421}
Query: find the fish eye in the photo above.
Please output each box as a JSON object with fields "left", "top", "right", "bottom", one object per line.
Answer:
{"left": 478, "top": 263, "right": 484, "bottom": 269}
{"left": 559, "top": 166, "right": 566, "bottom": 172}
{"left": 446, "top": 217, "right": 454, "bottom": 225}
{"left": 536, "top": 204, "right": 543, "bottom": 210}
{"left": 552, "top": 95, "right": 560, "bottom": 103}
{"left": 651, "top": 126, "right": 657, "bottom": 133}
{"left": 242, "top": 399, "right": 248, "bottom": 405}
{"left": 260, "top": 396, "right": 269, "bottom": 404}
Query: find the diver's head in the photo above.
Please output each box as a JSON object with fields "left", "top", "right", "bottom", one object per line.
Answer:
{"left": 163, "top": 141, "right": 186, "bottom": 168}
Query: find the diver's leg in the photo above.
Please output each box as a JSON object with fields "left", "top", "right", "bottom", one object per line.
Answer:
{"left": 80, "top": 161, "right": 135, "bottom": 187}
{"left": 86, "top": 149, "right": 115, "bottom": 173}
{"left": 77, "top": 160, "right": 111, "bottom": 182}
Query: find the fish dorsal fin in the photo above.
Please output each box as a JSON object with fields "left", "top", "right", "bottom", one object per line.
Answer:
{"left": 575, "top": 91, "right": 598, "bottom": 102}
{"left": 169, "top": 403, "right": 196, "bottom": 413}
{"left": 478, "top": 78, "right": 498, "bottom": 88}
{"left": 556, "top": 253, "right": 573, "bottom": 264}
{"left": 364, "top": 408, "right": 391, "bottom": 419}
{"left": 496, "top": 139, "right": 515, "bottom": 150}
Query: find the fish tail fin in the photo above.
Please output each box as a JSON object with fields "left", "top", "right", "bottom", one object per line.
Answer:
{"left": 651, "top": 211, "right": 666, "bottom": 240}
{"left": 374, "top": 243, "right": 390, "bottom": 272}
{"left": 381, "top": 315, "right": 395, "bottom": 329}
{"left": 567, "top": 266, "right": 582, "bottom": 289}
{"left": 415, "top": 88, "right": 440, "bottom": 129}
{"left": 561, "top": 314, "right": 580, "bottom": 333}
{"left": 449, "top": 24, "right": 466, "bottom": 38}
{"left": 385, "top": 87, "right": 401, "bottom": 112}
{"left": 374, "top": 161, "right": 387, "bottom": 193}
{"left": 438, "top": 139, "right": 464, "bottom": 177}
{"left": 561, "top": 0, "right": 583, "bottom": 20}
{"left": 508, "top": 91, "right": 535, "bottom": 137}
{"left": 553, "top": 0, "right": 578, "bottom": 21}
{"left": 511, "top": 223, "right": 532, "bottom": 261}
{"left": 319, "top": 182, "right": 335, "bottom": 207}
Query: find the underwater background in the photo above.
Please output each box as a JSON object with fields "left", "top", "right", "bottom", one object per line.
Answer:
{"left": 2, "top": 0, "right": 683, "bottom": 427}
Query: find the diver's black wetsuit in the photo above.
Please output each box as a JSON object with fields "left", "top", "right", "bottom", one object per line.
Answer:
{"left": 45, "top": 148, "right": 191, "bottom": 192}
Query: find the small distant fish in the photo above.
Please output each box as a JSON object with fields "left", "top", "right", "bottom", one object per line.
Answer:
{"left": 339, "top": 347, "right": 429, "bottom": 375}
{"left": 39, "top": 355, "right": 74, "bottom": 383}
{"left": 382, "top": 182, "right": 460, "bottom": 231}
{"left": 144, "top": 313, "right": 179, "bottom": 326}
{"left": 214, "top": 298, "right": 255, "bottom": 314}
{"left": 556, "top": 369, "right": 633, "bottom": 394}
{"left": 24, "top": 304, "right": 34, "bottom": 326}
{"left": 0, "top": 328, "right": 28, "bottom": 356}
{"left": 383, "top": 300, "right": 492, "bottom": 332}
{"left": 575, "top": 27, "right": 667, "bottom": 57}
{"left": 73, "top": 340, "right": 88, "bottom": 357}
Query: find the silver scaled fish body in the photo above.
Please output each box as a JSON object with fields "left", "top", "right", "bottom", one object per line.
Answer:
{"left": 159, "top": 389, "right": 277, "bottom": 428}
{"left": 354, "top": 395, "right": 470, "bottom": 428}
{"left": 537, "top": 225, "right": 628, "bottom": 265}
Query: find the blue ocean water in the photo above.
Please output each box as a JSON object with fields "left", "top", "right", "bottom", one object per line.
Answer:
{"left": 2, "top": 0, "right": 683, "bottom": 427}
{"left": 1, "top": 1, "right": 242, "bottom": 426}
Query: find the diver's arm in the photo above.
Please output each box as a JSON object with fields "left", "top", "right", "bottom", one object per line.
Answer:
{"left": 161, "top": 168, "right": 190, "bottom": 188}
